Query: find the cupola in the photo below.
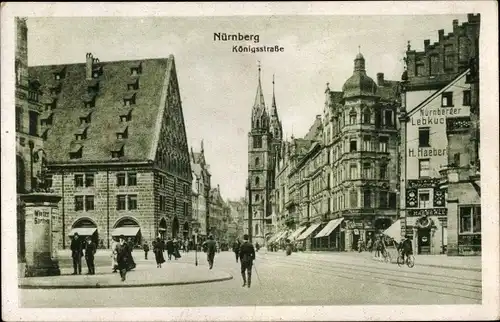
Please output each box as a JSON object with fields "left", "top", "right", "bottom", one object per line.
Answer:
{"left": 342, "top": 52, "right": 378, "bottom": 99}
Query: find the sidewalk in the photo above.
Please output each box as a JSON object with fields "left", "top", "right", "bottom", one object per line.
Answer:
{"left": 18, "top": 261, "right": 233, "bottom": 289}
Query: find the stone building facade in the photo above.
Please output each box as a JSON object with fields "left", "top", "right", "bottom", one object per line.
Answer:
{"left": 324, "top": 53, "right": 400, "bottom": 251}
{"left": 191, "top": 141, "right": 211, "bottom": 238}
{"left": 30, "top": 54, "right": 193, "bottom": 249}
{"left": 247, "top": 66, "right": 283, "bottom": 245}
{"left": 208, "top": 185, "right": 230, "bottom": 241}
{"left": 399, "top": 14, "right": 480, "bottom": 256}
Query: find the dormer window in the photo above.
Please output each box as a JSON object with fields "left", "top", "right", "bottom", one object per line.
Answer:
{"left": 119, "top": 108, "right": 133, "bottom": 122}
{"left": 79, "top": 111, "right": 92, "bottom": 125}
{"left": 82, "top": 93, "right": 96, "bottom": 108}
{"left": 75, "top": 126, "right": 89, "bottom": 141}
{"left": 130, "top": 62, "right": 142, "bottom": 76}
{"left": 40, "top": 112, "right": 53, "bottom": 126}
{"left": 52, "top": 66, "right": 66, "bottom": 80}
{"left": 127, "top": 78, "right": 139, "bottom": 91}
{"left": 116, "top": 125, "right": 128, "bottom": 140}
{"left": 123, "top": 92, "right": 136, "bottom": 106}
{"left": 69, "top": 144, "right": 83, "bottom": 159}
{"left": 111, "top": 142, "right": 125, "bottom": 158}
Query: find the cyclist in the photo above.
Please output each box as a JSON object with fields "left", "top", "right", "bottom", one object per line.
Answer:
{"left": 399, "top": 235, "right": 413, "bottom": 262}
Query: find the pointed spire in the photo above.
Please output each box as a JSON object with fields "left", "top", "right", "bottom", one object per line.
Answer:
{"left": 271, "top": 74, "right": 278, "bottom": 116}
{"left": 201, "top": 139, "right": 204, "bottom": 154}
{"left": 253, "top": 61, "right": 266, "bottom": 110}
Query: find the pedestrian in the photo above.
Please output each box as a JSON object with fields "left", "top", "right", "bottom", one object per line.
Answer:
{"left": 285, "top": 239, "right": 292, "bottom": 256}
{"left": 233, "top": 239, "right": 241, "bottom": 263}
{"left": 116, "top": 235, "right": 131, "bottom": 281}
{"left": 127, "top": 237, "right": 136, "bottom": 270}
{"left": 239, "top": 234, "right": 256, "bottom": 288}
{"left": 143, "top": 242, "right": 150, "bottom": 260}
{"left": 255, "top": 242, "right": 260, "bottom": 252}
{"left": 153, "top": 237, "right": 165, "bottom": 268}
{"left": 111, "top": 238, "right": 119, "bottom": 273}
{"left": 205, "top": 235, "right": 217, "bottom": 269}
{"left": 173, "top": 238, "right": 181, "bottom": 260}
{"left": 166, "top": 238, "right": 174, "bottom": 260}
{"left": 184, "top": 239, "right": 189, "bottom": 253}
{"left": 84, "top": 236, "right": 96, "bottom": 275}
{"left": 70, "top": 233, "right": 83, "bottom": 275}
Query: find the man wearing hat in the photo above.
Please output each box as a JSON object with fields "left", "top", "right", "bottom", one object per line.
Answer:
{"left": 84, "top": 236, "right": 97, "bottom": 275}
{"left": 205, "top": 235, "right": 217, "bottom": 269}
{"left": 115, "top": 234, "right": 131, "bottom": 281}
{"left": 70, "top": 233, "right": 84, "bottom": 275}
{"left": 239, "top": 234, "right": 256, "bottom": 288}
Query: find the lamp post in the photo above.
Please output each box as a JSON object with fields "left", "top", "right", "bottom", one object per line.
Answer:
{"left": 194, "top": 228, "right": 198, "bottom": 266}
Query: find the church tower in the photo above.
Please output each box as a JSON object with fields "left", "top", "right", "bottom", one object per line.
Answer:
{"left": 247, "top": 63, "right": 279, "bottom": 245}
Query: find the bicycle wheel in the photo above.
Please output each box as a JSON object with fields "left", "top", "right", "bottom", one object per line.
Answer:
{"left": 407, "top": 255, "right": 415, "bottom": 268}
{"left": 397, "top": 255, "right": 404, "bottom": 267}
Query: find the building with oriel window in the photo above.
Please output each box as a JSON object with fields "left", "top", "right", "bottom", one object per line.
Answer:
{"left": 399, "top": 14, "right": 480, "bottom": 256}
{"left": 29, "top": 53, "right": 193, "bottom": 249}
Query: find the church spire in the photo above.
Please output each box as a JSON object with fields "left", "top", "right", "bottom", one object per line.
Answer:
{"left": 271, "top": 74, "right": 277, "bottom": 111}
{"left": 253, "top": 61, "right": 266, "bottom": 110}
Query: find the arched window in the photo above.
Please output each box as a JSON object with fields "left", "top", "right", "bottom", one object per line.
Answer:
{"left": 255, "top": 176, "right": 260, "bottom": 186}
{"left": 255, "top": 157, "right": 260, "bottom": 166}
{"left": 363, "top": 109, "right": 371, "bottom": 124}
{"left": 349, "top": 110, "right": 357, "bottom": 125}
{"left": 256, "top": 120, "right": 260, "bottom": 128}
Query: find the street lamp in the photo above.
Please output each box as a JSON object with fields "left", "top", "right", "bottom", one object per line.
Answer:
{"left": 194, "top": 228, "right": 198, "bottom": 266}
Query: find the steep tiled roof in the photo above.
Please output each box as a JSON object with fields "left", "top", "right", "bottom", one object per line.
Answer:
{"left": 303, "top": 116, "right": 323, "bottom": 141}
{"left": 30, "top": 58, "right": 171, "bottom": 163}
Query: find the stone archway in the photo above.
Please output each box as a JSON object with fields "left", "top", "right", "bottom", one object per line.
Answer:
{"left": 112, "top": 217, "right": 142, "bottom": 246}
{"left": 172, "top": 216, "right": 179, "bottom": 239}
{"left": 159, "top": 218, "right": 167, "bottom": 240}
{"left": 70, "top": 217, "right": 99, "bottom": 245}
{"left": 17, "top": 155, "right": 26, "bottom": 193}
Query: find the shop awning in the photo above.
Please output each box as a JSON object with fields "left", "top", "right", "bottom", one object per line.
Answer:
{"left": 275, "top": 231, "right": 289, "bottom": 242}
{"left": 111, "top": 226, "right": 141, "bottom": 237}
{"left": 68, "top": 227, "right": 97, "bottom": 236}
{"left": 296, "top": 223, "right": 322, "bottom": 241}
{"left": 314, "top": 218, "right": 344, "bottom": 238}
{"left": 383, "top": 220, "right": 401, "bottom": 240}
{"left": 268, "top": 231, "right": 285, "bottom": 243}
{"left": 288, "top": 226, "right": 307, "bottom": 241}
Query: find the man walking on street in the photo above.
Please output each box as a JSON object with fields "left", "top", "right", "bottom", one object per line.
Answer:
{"left": 233, "top": 239, "right": 241, "bottom": 263}
{"left": 143, "top": 241, "right": 150, "bottom": 260}
{"left": 116, "top": 235, "right": 131, "bottom": 281}
{"left": 239, "top": 234, "right": 256, "bottom": 288}
{"left": 205, "top": 235, "right": 217, "bottom": 269}
{"left": 70, "top": 233, "right": 83, "bottom": 275}
{"left": 84, "top": 236, "right": 96, "bottom": 275}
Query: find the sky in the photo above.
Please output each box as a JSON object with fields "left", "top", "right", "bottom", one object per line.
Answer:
{"left": 26, "top": 14, "right": 468, "bottom": 200}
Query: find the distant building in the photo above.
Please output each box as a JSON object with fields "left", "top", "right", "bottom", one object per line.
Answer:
{"left": 227, "top": 199, "right": 247, "bottom": 241}
{"left": 247, "top": 66, "right": 283, "bottom": 245}
{"left": 400, "top": 14, "right": 480, "bottom": 256}
{"left": 191, "top": 141, "right": 211, "bottom": 238}
{"left": 208, "top": 185, "right": 229, "bottom": 240}
{"left": 30, "top": 53, "right": 193, "bottom": 248}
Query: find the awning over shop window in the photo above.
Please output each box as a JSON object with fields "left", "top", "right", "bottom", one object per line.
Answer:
{"left": 383, "top": 220, "right": 401, "bottom": 240}
{"left": 275, "top": 230, "right": 289, "bottom": 242}
{"left": 269, "top": 230, "right": 288, "bottom": 243}
{"left": 111, "top": 226, "right": 141, "bottom": 237}
{"left": 288, "top": 226, "right": 307, "bottom": 241}
{"left": 296, "top": 223, "right": 322, "bottom": 241}
{"left": 314, "top": 218, "right": 344, "bottom": 238}
{"left": 68, "top": 227, "right": 97, "bottom": 236}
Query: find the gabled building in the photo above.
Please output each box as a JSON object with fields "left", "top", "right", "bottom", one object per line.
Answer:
{"left": 399, "top": 14, "right": 480, "bottom": 256}
{"left": 191, "top": 140, "right": 211, "bottom": 239}
{"left": 29, "top": 53, "right": 193, "bottom": 249}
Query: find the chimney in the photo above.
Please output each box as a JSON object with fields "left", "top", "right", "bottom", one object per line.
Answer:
{"left": 452, "top": 19, "right": 459, "bottom": 30}
{"left": 424, "top": 39, "right": 430, "bottom": 50}
{"left": 438, "top": 29, "right": 444, "bottom": 42}
{"left": 86, "top": 53, "right": 93, "bottom": 80}
{"left": 376, "top": 73, "right": 384, "bottom": 86}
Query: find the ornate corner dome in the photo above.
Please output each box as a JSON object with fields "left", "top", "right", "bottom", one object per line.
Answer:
{"left": 342, "top": 53, "right": 378, "bottom": 99}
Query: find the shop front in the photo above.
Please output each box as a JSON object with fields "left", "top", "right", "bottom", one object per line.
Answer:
{"left": 312, "top": 217, "right": 344, "bottom": 251}
{"left": 405, "top": 211, "right": 447, "bottom": 255}
{"left": 296, "top": 222, "right": 322, "bottom": 251}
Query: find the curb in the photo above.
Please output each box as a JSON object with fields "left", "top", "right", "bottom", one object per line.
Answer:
{"left": 18, "top": 274, "right": 233, "bottom": 289}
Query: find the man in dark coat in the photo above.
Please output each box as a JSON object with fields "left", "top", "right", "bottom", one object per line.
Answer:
{"left": 84, "top": 236, "right": 96, "bottom": 275}
{"left": 166, "top": 238, "right": 174, "bottom": 260}
{"left": 233, "top": 240, "right": 241, "bottom": 263}
{"left": 127, "top": 237, "right": 136, "bottom": 270}
{"left": 205, "top": 235, "right": 217, "bottom": 269}
{"left": 143, "top": 242, "right": 150, "bottom": 260}
{"left": 239, "top": 234, "right": 256, "bottom": 288}
{"left": 399, "top": 235, "right": 413, "bottom": 262}
{"left": 70, "top": 233, "right": 83, "bottom": 275}
{"left": 116, "top": 235, "right": 131, "bottom": 281}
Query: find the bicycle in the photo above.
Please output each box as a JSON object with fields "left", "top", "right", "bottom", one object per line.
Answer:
{"left": 397, "top": 251, "right": 415, "bottom": 268}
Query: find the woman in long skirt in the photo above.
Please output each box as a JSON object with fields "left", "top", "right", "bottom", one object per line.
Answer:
{"left": 153, "top": 237, "right": 165, "bottom": 268}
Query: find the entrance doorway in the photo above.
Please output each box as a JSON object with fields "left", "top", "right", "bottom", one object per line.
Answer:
{"left": 159, "top": 218, "right": 167, "bottom": 240}
{"left": 418, "top": 228, "right": 431, "bottom": 254}
{"left": 352, "top": 230, "right": 360, "bottom": 251}
{"left": 172, "top": 216, "right": 179, "bottom": 239}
